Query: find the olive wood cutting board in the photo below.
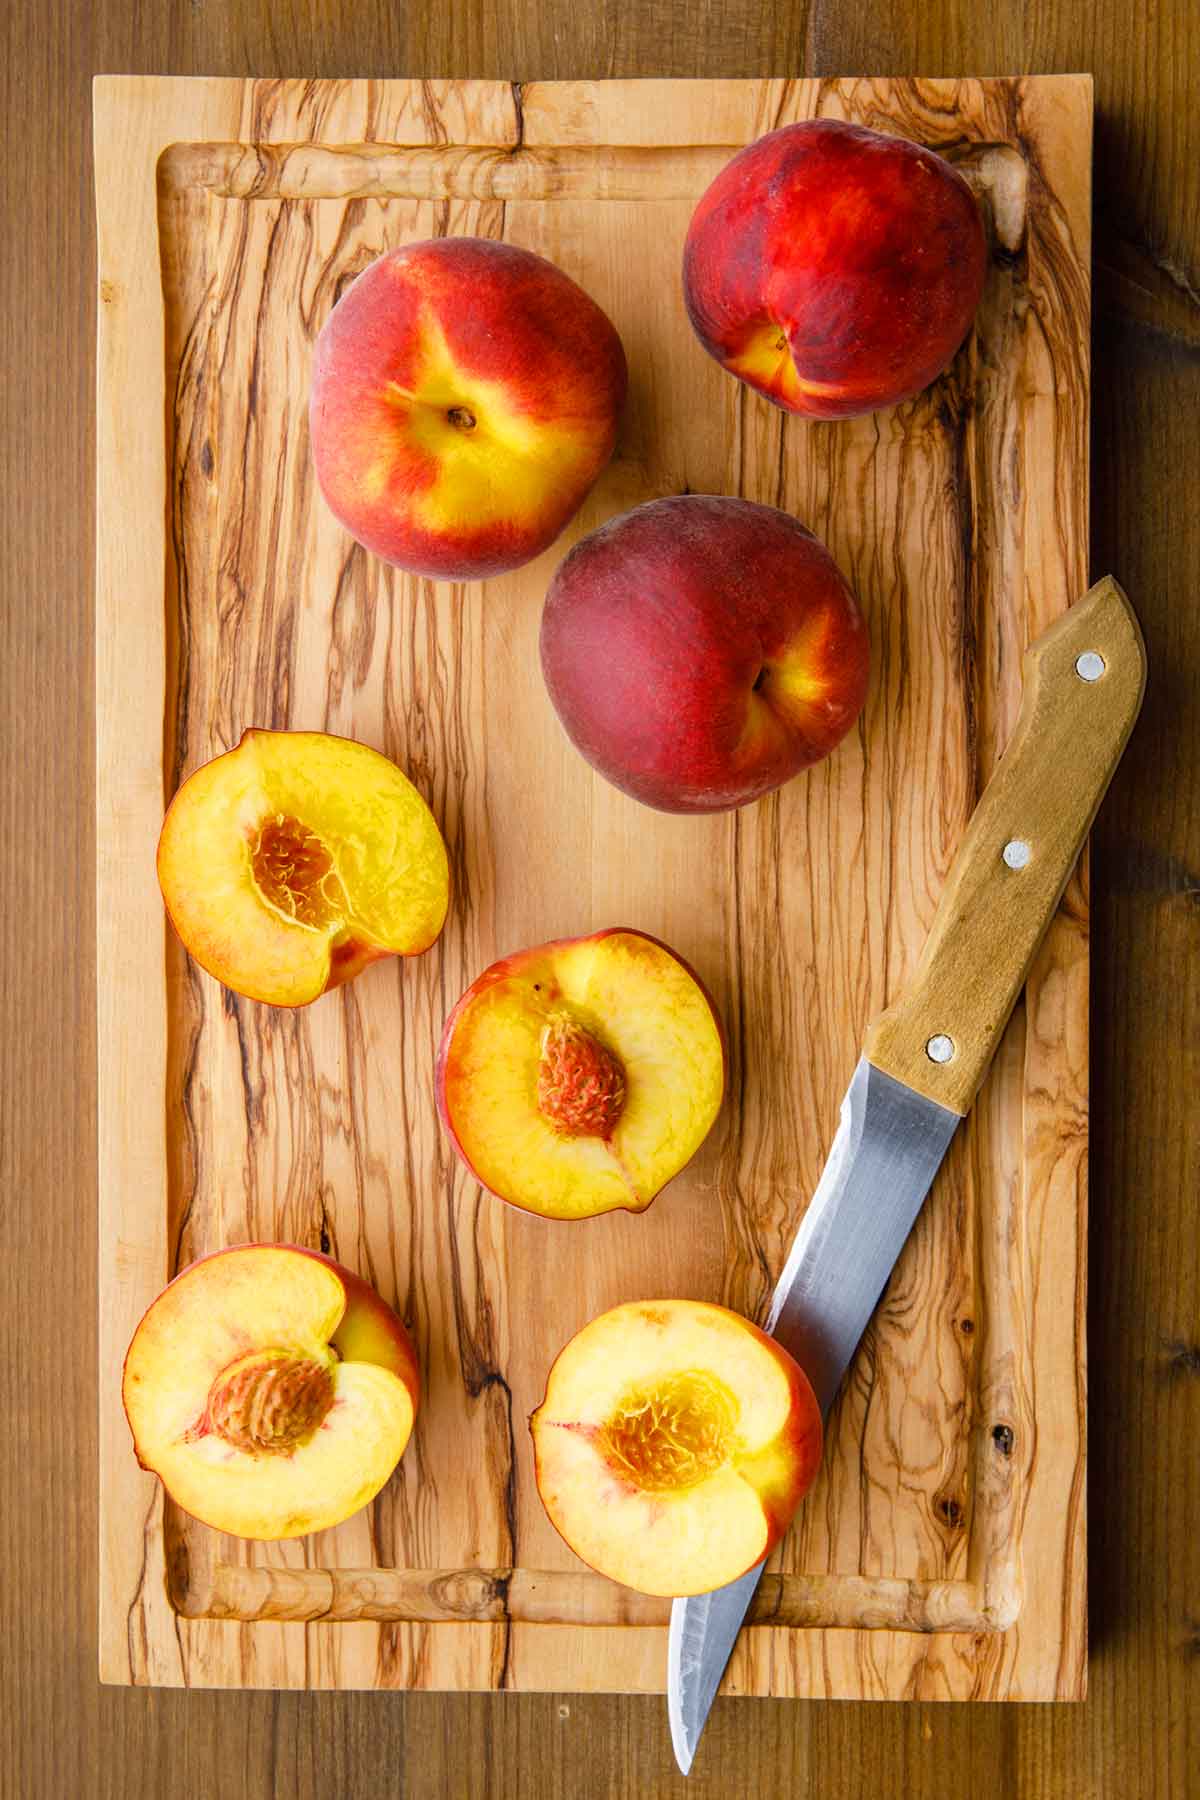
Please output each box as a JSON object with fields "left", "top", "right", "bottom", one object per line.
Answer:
{"left": 95, "top": 73, "right": 1093, "bottom": 1695}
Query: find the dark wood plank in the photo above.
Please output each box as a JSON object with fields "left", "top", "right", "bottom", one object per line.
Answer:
{"left": 2, "top": 0, "right": 1197, "bottom": 1794}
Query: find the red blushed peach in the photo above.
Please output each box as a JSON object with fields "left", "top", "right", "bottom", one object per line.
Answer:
{"left": 157, "top": 729, "right": 449, "bottom": 1008}
{"left": 540, "top": 494, "right": 869, "bottom": 813}
{"left": 310, "top": 238, "right": 628, "bottom": 581}
{"left": 683, "top": 119, "right": 987, "bottom": 419}
{"left": 436, "top": 928, "right": 725, "bottom": 1221}
{"left": 531, "top": 1299, "right": 823, "bottom": 1597}
{"left": 122, "top": 1245, "right": 419, "bottom": 1541}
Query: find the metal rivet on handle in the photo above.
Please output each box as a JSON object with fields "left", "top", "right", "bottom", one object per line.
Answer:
{"left": 1075, "top": 651, "right": 1105, "bottom": 681}
{"left": 1002, "top": 839, "right": 1031, "bottom": 869}
{"left": 926, "top": 1035, "right": 955, "bottom": 1064}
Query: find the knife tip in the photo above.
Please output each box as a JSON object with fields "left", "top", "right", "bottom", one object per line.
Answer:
{"left": 669, "top": 1726, "right": 695, "bottom": 1777}
{"left": 667, "top": 1666, "right": 696, "bottom": 1775}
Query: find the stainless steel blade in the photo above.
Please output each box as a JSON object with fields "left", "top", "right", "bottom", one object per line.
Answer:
{"left": 668, "top": 1565, "right": 765, "bottom": 1775}
{"left": 668, "top": 1056, "right": 960, "bottom": 1773}
{"left": 763, "top": 1057, "right": 960, "bottom": 1406}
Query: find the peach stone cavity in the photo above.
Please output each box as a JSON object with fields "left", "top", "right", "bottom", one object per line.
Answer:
{"left": 157, "top": 728, "right": 450, "bottom": 1007}
{"left": 249, "top": 815, "right": 349, "bottom": 931}
{"left": 601, "top": 1368, "right": 739, "bottom": 1493}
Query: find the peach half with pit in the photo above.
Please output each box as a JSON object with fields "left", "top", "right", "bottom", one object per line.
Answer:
{"left": 435, "top": 929, "right": 725, "bottom": 1221}
{"left": 157, "top": 728, "right": 449, "bottom": 1007}
{"left": 531, "top": 1299, "right": 822, "bottom": 1596}
{"left": 122, "top": 1244, "right": 420, "bottom": 1540}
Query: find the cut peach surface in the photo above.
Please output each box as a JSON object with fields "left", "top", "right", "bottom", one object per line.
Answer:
{"left": 531, "top": 1299, "right": 822, "bottom": 1597}
{"left": 435, "top": 929, "right": 725, "bottom": 1221}
{"left": 157, "top": 728, "right": 449, "bottom": 1007}
{"left": 122, "top": 1245, "right": 419, "bottom": 1541}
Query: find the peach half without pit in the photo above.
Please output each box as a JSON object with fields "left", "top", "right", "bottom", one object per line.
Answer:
{"left": 531, "top": 1299, "right": 822, "bottom": 1596}
{"left": 157, "top": 728, "right": 449, "bottom": 1007}
{"left": 122, "top": 1245, "right": 420, "bottom": 1540}
{"left": 435, "top": 928, "right": 725, "bottom": 1221}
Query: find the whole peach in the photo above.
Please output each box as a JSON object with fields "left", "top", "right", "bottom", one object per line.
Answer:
{"left": 310, "top": 238, "right": 627, "bottom": 580}
{"left": 683, "top": 119, "right": 987, "bottom": 419}
{"left": 540, "top": 494, "right": 869, "bottom": 813}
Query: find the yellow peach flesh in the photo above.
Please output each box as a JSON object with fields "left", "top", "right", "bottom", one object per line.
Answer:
{"left": 122, "top": 1246, "right": 418, "bottom": 1541}
{"left": 149, "top": 1360, "right": 415, "bottom": 1541}
{"left": 157, "top": 729, "right": 449, "bottom": 1007}
{"left": 531, "top": 1300, "right": 821, "bottom": 1597}
{"left": 439, "top": 931, "right": 724, "bottom": 1220}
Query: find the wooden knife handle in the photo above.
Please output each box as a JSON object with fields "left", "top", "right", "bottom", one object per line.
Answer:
{"left": 864, "top": 576, "right": 1146, "bottom": 1115}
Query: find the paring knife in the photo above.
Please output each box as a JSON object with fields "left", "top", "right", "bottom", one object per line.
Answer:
{"left": 668, "top": 576, "right": 1146, "bottom": 1774}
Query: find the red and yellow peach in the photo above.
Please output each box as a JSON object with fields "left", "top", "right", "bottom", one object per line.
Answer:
{"left": 310, "top": 238, "right": 627, "bottom": 580}
{"left": 540, "top": 494, "right": 869, "bottom": 813}
{"left": 683, "top": 119, "right": 987, "bottom": 419}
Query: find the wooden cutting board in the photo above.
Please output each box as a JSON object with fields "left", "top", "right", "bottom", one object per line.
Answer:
{"left": 95, "top": 73, "right": 1092, "bottom": 1696}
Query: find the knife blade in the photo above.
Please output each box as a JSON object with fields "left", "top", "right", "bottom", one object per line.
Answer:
{"left": 668, "top": 576, "right": 1145, "bottom": 1774}
{"left": 668, "top": 1062, "right": 958, "bottom": 1773}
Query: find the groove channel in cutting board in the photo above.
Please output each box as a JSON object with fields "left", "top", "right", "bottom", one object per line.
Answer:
{"left": 96, "top": 75, "right": 1091, "bottom": 1696}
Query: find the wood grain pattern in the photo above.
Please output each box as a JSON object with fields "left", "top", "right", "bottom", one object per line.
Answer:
{"left": 96, "top": 73, "right": 1093, "bottom": 1700}
{"left": 866, "top": 578, "right": 1145, "bottom": 1114}
{"left": 5, "top": 0, "right": 1200, "bottom": 1795}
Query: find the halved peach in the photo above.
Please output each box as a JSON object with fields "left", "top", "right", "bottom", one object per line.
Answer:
{"left": 157, "top": 728, "right": 449, "bottom": 1007}
{"left": 531, "top": 1299, "right": 822, "bottom": 1596}
{"left": 122, "top": 1244, "right": 419, "bottom": 1541}
{"left": 435, "top": 929, "right": 725, "bottom": 1221}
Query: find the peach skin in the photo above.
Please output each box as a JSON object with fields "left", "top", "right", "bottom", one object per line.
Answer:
{"left": 310, "top": 238, "right": 628, "bottom": 580}
{"left": 683, "top": 119, "right": 987, "bottom": 419}
{"left": 540, "top": 494, "right": 869, "bottom": 813}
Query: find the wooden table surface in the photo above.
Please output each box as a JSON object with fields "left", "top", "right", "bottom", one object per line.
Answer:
{"left": 2, "top": 3, "right": 1196, "bottom": 1796}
